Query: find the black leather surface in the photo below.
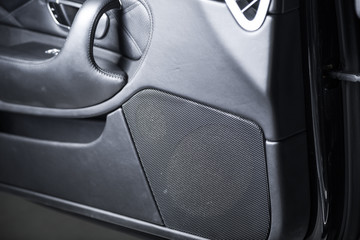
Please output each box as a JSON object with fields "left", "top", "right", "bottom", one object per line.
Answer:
{"left": 0, "top": 1, "right": 311, "bottom": 239}
{"left": 0, "top": 0, "right": 305, "bottom": 141}
{"left": 0, "top": 0, "right": 151, "bottom": 60}
{"left": 0, "top": 0, "right": 127, "bottom": 108}
{"left": 0, "top": 0, "right": 69, "bottom": 36}
{"left": 117, "top": 0, "right": 152, "bottom": 60}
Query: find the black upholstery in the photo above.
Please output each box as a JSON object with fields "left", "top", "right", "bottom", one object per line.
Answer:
{"left": 0, "top": 0, "right": 127, "bottom": 109}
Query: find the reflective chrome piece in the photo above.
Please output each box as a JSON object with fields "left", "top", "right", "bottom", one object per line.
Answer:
{"left": 46, "top": 0, "right": 120, "bottom": 32}
{"left": 45, "top": 48, "right": 61, "bottom": 56}
{"left": 51, "top": 0, "right": 82, "bottom": 8}
{"left": 47, "top": 0, "right": 82, "bottom": 30}
{"left": 225, "top": 0, "right": 271, "bottom": 31}
{"left": 241, "top": 0, "right": 259, "bottom": 13}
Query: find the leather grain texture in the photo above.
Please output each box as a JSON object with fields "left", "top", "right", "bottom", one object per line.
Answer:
{"left": 0, "top": 0, "right": 127, "bottom": 108}
{"left": 0, "top": 0, "right": 30, "bottom": 27}
{"left": 0, "top": 0, "right": 69, "bottom": 36}
{"left": 117, "top": 0, "right": 152, "bottom": 60}
{"left": 0, "top": 0, "right": 305, "bottom": 142}
{"left": 0, "top": 0, "right": 152, "bottom": 60}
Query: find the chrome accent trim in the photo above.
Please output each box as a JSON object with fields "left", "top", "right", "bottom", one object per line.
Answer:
{"left": 225, "top": 0, "right": 271, "bottom": 32}
{"left": 45, "top": 48, "right": 61, "bottom": 56}
{"left": 327, "top": 71, "right": 360, "bottom": 83}
{"left": 241, "top": 0, "right": 259, "bottom": 13}
{"left": 50, "top": 0, "right": 82, "bottom": 9}
{"left": 46, "top": 0, "right": 82, "bottom": 30}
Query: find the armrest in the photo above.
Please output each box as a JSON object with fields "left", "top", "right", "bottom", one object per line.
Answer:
{"left": 0, "top": 0, "right": 126, "bottom": 109}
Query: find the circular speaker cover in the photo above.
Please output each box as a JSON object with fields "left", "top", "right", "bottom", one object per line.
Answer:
{"left": 123, "top": 89, "right": 270, "bottom": 240}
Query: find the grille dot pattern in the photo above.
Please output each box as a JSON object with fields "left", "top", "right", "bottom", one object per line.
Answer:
{"left": 123, "top": 89, "right": 270, "bottom": 240}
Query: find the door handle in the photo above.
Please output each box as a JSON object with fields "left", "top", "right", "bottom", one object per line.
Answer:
{"left": 0, "top": 0, "right": 126, "bottom": 109}
{"left": 47, "top": 0, "right": 110, "bottom": 39}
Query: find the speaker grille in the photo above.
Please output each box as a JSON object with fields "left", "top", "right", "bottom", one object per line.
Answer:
{"left": 123, "top": 90, "right": 270, "bottom": 240}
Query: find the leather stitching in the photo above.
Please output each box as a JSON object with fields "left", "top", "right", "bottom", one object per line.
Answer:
{"left": 0, "top": 0, "right": 127, "bottom": 81}
{"left": 122, "top": 1, "right": 141, "bottom": 14}
{"left": 111, "top": 3, "right": 144, "bottom": 57}
{"left": 126, "top": 0, "right": 154, "bottom": 81}
{"left": 0, "top": 0, "right": 154, "bottom": 113}
{"left": 86, "top": 0, "right": 126, "bottom": 81}
{"left": 121, "top": 23, "right": 143, "bottom": 56}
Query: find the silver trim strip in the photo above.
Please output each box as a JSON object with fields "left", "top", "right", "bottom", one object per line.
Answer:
{"left": 50, "top": 0, "right": 82, "bottom": 9}
{"left": 241, "top": 0, "right": 259, "bottom": 13}
{"left": 46, "top": 0, "right": 82, "bottom": 30}
{"left": 225, "top": 0, "right": 271, "bottom": 32}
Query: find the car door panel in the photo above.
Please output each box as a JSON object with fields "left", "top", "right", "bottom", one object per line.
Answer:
{"left": 0, "top": 0, "right": 304, "bottom": 140}
{"left": 0, "top": 0, "right": 127, "bottom": 108}
{"left": 0, "top": 110, "right": 162, "bottom": 224}
{"left": 0, "top": 0, "right": 310, "bottom": 239}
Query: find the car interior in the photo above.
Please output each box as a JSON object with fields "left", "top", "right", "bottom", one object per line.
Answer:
{"left": 1, "top": 0, "right": 355, "bottom": 239}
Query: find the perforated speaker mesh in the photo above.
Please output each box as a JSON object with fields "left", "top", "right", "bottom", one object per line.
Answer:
{"left": 123, "top": 89, "right": 270, "bottom": 240}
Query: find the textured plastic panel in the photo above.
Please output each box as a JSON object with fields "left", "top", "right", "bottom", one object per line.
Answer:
{"left": 0, "top": 109, "right": 162, "bottom": 225}
{"left": 266, "top": 133, "right": 310, "bottom": 240}
{"left": 268, "top": 0, "right": 299, "bottom": 13}
{"left": 123, "top": 89, "right": 270, "bottom": 240}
